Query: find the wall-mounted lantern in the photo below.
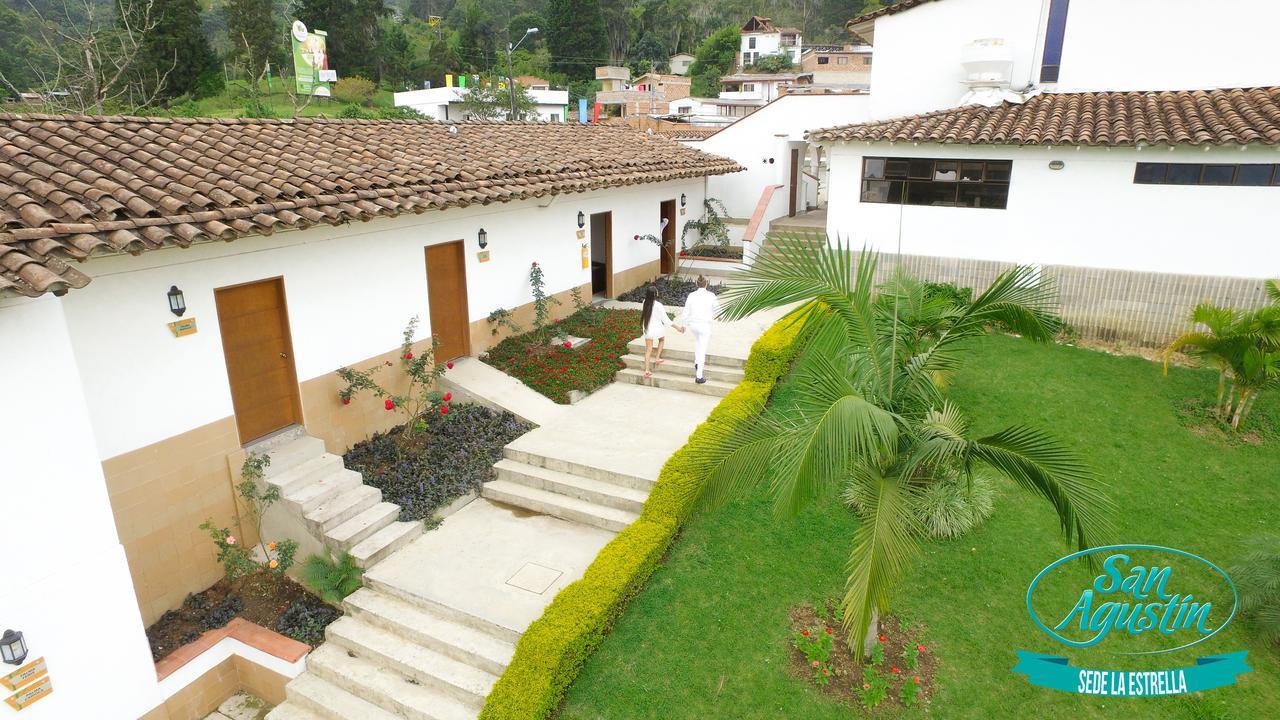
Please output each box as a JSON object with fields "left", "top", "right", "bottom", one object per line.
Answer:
{"left": 680, "top": 194, "right": 687, "bottom": 208}
{"left": 167, "top": 285, "right": 186, "bottom": 317}
{"left": 478, "top": 228, "right": 488, "bottom": 249}
{"left": 1, "top": 629, "right": 28, "bottom": 666}
{"left": 577, "top": 211, "right": 586, "bottom": 229}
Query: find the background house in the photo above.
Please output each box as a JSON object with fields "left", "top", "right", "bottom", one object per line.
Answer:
{"left": 738, "top": 16, "right": 803, "bottom": 69}
{"left": 669, "top": 53, "right": 696, "bottom": 76}
{"left": 0, "top": 115, "right": 737, "bottom": 719}
{"left": 801, "top": 44, "right": 873, "bottom": 88}
{"left": 594, "top": 68, "right": 691, "bottom": 117}
{"left": 814, "top": 0, "right": 1280, "bottom": 345}
{"left": 393, "top": 85, "right": 569, "bottom": 122}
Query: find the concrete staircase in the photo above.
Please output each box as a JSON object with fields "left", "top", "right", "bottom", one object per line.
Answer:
{"left": 256, "top": 428, "right": 423, "bottom": 569}
{"left": 614, "top": 339, "right": 746, "bottom": 397}
{"left": 481, "top": 445, "right": 653, "bottom": 533}
{"left": 266, "top": 583, "right": 517, "bottom": 720}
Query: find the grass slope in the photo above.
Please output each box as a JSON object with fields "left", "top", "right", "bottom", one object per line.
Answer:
{"left": 559, "top": 334, "right": 1280, "bottom": 720}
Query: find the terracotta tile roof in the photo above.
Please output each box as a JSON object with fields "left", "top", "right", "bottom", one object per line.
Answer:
{"left": 656, "top": 126, "right": 721, "bottom": 141}
{"left": 847, "top": 0, "right": 940, "bottom": 27}
{"left": 0, "top": 115, "right": 741, "bottom": 297}
{"left": 809, "top": 87, "right": 1280, "bottom": 147}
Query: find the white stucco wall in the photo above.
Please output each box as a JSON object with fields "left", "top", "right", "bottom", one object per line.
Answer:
{"left": 695, "top": 94, "right": 871, "bottom": 219}
{"left": 393, "top": 88, "right": 568, "bottom": 121}
{"left": 0, "top": 295, "right": 162, "bottom": 720}
{"left": 823, "top": 141, "right": 1280, "bottom": 278}
{"left": 55, "top": 179, "right": 705, "bottom": 461}
{"left": 1053, "top": 0, "right": 1280, "bottom": 92}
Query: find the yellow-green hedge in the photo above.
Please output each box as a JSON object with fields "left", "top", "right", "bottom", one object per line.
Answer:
{"left": 478, "top": 315, "right": 809, "bottom": 720}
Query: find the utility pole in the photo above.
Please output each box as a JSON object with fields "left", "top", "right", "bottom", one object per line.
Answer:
{"left": 506, "top": 27, "right": 539, "bottom": 121}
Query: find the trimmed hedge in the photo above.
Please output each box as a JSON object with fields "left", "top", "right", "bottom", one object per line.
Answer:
{"left": 478, "top": 313, "right": 810, "bottom": 720}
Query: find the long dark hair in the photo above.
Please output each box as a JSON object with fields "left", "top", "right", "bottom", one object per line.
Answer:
{"left": 641, "top": 286, "right": 657, "bottom": 332}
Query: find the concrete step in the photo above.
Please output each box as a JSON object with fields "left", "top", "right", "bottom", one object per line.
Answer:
{"left": 306, "top": 484, "right": 382, "bottom": 534}
{"left": 306, "top": 643, "right": 478, "bottom": 720}
{"left": 262, "top": 435, "right": 328, "bottom": 478}
{"left": 620, "top": 353, "right": 744, "bottom": 383}
{"left": 264, "top": 702, "right": 324, "bottom": 720}
{"left": 344, "top": 588, "right": 515, "bottom": 676}
{"left": 285, "top": 469, "right": 363, "bottom": 514}
{"left": 482, "top": 479, "right": 638, "bottom": 533}
{"left": 493, "top": 459, "right": 647, "bottom": 514}
{"left": 268, "top": 453, "right": 346, "bottom": 496}
{"left": 625, "top": 339, "right": 745, "bottom": 367}
{"left": 325, "top": 617, "right": 496, "bottom": 709}
{"left": 325, "top": 501, "right": 401, "bottom": 551}
{"left": 615, "top": 367, "right": 737, "bottom": 397}
{"left": 362, "top": 576, "right": 521, "bottom": 645}
{"left": 350, "top": 520, "right": 423, "bottom": 568}
{"left": 501, "top": 447, "right": 654, "bottom": 492}
{"left": 285, "top": 672, "right": 401, "bottom": 720}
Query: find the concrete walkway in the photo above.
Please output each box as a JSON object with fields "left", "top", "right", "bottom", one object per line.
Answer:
{"left": 267, "top": 304, "right": 783, "bottom": 720}
{"left": 439, "top": 357, "right": 567, "bottom": 427}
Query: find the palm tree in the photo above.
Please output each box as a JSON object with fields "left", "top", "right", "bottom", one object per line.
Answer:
{"left": 692, "top": 235, "right": 1115, "bottom": 657}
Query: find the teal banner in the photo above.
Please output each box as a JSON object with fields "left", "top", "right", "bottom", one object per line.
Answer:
{"left": 1013, "top": 651, "right": 1251, "bottom": 696}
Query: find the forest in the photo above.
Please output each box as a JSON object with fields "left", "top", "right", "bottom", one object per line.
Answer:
{"left": 0, "top": 0, "right": 883, "bottom": 115}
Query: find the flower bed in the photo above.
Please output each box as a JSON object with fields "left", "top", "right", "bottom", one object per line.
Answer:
{"left": 482, "top": 308, "right": 641, "bottom": 404}
{"left": 616, "top": 276, "right": 724, "bottom": 307}
{"left": 146, "top": 570, "right": 338, "bottom": 662}
{"left": 683, "top": 244, "right": 743, "bottom": 260}
{"left": 345, "top": 403, "right": 532, "bottom": 521}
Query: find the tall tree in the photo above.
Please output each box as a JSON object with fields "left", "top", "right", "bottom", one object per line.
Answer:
{"left": 225, "top": 0, "right": 280, "bottom": 81}
{"left": 545, "top": 0, "right": 606, "bottom": 82}
{"left": 687, "top": 24, "right": 738, "bottom": 97}
{"left": 296, "top": 0, "right": 387, "bottom": 81}
{"left": 136, "top": 0, "right": 223, "bottom": 99}
{"left": 379, "top": 18, "right": 417, "bottom": 89}
{"left": 453, "top": 0, "right": 497, "bottom": 72}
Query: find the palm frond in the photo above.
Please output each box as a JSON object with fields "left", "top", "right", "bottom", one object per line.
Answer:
{"left": 969, "top": 426, "right": 1116, "bottom": 552}
{"left": 956, "top": 265, "right": 1062, "bottom": 342}
{"left": 1266, "top": 279, "right": 1280, "bottom": 304}
{"left": 690, "top": 418, "right": 792, "bottom": 512}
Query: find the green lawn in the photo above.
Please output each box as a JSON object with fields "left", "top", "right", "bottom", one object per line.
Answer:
{"left": 559, "top": 334, "right": 1280, "bottom": 720}
{"left": 173, "top": 80, "right": 398, "bottom": 118}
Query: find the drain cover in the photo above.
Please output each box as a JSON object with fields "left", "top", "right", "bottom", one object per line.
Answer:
{"left": 505, "top": 562, "right": 564, "bottom": 594}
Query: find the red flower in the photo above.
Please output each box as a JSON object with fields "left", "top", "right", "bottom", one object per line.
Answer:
{"left": 633, "top": 234, "right": 639, "bottom": 240}
{"left": 825, "top": 628, "right": 833, "bottom": 635}
{"left": 555, "top": 317, "right": 561, "bottom": 323}
{"left": 891, "top": 666, "right": 900, "bottom": 674}
{"left": 531, "top": 261, "right": 539, "bottom": 267}
{"left": 341, "top": 396, "right": 351, "bottom": 406}
{"left": 403, "top": 352, "right": 413, "bottom": 360}
{"left": 821, "top": 667, "right": 829, "bottom": 676}
{"left": 384, "top": 399, "right": 396, "bottom": 410}
{"left": 442, "top": 392, "right": 452, "bottom": 402}
{"left": 801, "top": 629, "right": 810, "bottom": 637}
{"left": 879, "top": 635, "right": 886, "bottom": 643}
{"left": 564, "top": 341, "right": 572, "bottom": 348}
{"left": 811, "top": 660, "right": 819, "bottom": 668}
{"left": 862, "top": 683, "right": 870, "bottom": 690}
{"left": 446, "top": 361, "right": 454, "bottom": 369}
{"left": 913, "top": 676, "right": 921, "bottom": 684}
{"left": 916, "top": 644, "right": 925, "bottom": 652}
{"left": 440, "top": 405, "right": 450, "bottom": 415}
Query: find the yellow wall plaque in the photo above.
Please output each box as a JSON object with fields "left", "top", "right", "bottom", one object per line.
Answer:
{"left": 477, "top": 250, "right": 491, "bottom": 263}
{"left": 576, "top": 229, "right": 586, "bottom": 240}
{"left": 580, "top": 243, "right": 590, "bottom": 269}
{"left": 4, "top": 676, "right": 52, "bottom": 711}
{"left": 168, "top": 317, "right": 198, "bottom": 337}
{"left": 1, "top": 658, "right": 46, "bottom": 692}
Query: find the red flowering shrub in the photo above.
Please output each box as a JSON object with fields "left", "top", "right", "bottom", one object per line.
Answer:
{"left": 482, "top": 308, "right": 640, "bottom": 404}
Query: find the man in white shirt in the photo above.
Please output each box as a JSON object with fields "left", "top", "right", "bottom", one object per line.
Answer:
{"left": 679, "top": 275, "right": 721, "bottom": 384}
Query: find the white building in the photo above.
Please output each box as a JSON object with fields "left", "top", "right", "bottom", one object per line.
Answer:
{"left": 669, "top": 53, "right": 696, "bottom": 76}
{"left": 393, "top": 85, "right": 570, "bottom": 122}
{"left": 0, "top": 115, "right": 736, "bottom": 719}
{"left": 739, "top": 16, "right": 803, "bottom": 69}
{"left": 809, "top": 0, "right": 1280, "bottom": 344}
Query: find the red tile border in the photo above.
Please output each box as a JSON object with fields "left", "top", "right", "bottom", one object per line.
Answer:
{"left": 155, "top": 618, "right": 309, "bottom": 681}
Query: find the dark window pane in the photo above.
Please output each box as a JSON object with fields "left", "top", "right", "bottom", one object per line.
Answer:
{"left": 959, "top": 162, "right": 985, "bottom": 182}
{"left": 906, "top": 181, "right": 957, "bottom": 206}
{"left": 885, "top": 159, "right": 910, "bottom": 179}
{"left": 908, "top": 159, "right": 933, "bottom": 179}
{"left": 958, "top": 184, "right": 1009, "bottom": 209}
{"left": 1237, "top": 164, "right": 1274, "bottom": 186}
{"left": 984, "top": 161, "right": 1012, "bottom": 182}
{"left": 1201, "top": 165, "right": 1235, "bottom": 185}
{"left": 934, "top": 161, "right": 959, "bottom": 181}
{"left": 862, "top": 180, "right": 905, "bottom": 204}
{"left": 1166, "top": 164, "right": 1200, "bottom": 185}
{"left": 817, "top": 56, "right": 829, "bottom": 64}
{"left": 863, "top": 158, "right": 886, "bottom": 180}
{"left": 1134, "top": 163, "right": 1168, "bottom": 184}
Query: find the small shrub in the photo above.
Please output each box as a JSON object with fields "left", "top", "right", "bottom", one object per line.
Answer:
{"left": 277, "top": 598, "right": 341, "bottom": 646}
{"left": 300, "top": 552, "right": 364, "bottom": 605}
{"left": 860, "top": 666, "right": 889, "bottom": 708}
{"left": 683, "top": 244, "right": 743, "bottom": 260}
{"left": 336, "top": 316, "right": 451, "bottom": 447}
{"left": 792, "top": 625, "right": 835, "bottom": 685}
{"left": 332, "top": 76, "right": 376, "bottom": 105}
{"left": 1230, "top": 535, "right": 1280, "bottom": 645}
{"left": 913, "top": 472, "right": 996, "bottom": 539}
{"left": 488, "top": 307, "right": 522, "bottom": 336}
{"left": 617, "top": 276, "right": 723, "bottom": 306}
{"left": 529, "top": 261, "right": 561, "bottom": 330}
{"left": 900, "top": 675, "right": 922, "bottom": 706}
{"left": 903, "top": 642, "right": 920, "bottom": 670}
{"left": 200, "top": 595, "right": 244, "bottom": 631}
{"left": 681, "top": 198, "right": 732, "bottom": 249}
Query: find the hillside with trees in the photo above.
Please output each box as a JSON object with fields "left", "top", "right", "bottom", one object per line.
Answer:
{"left": 0, "top": 0, "right": 883, "bottom": 115}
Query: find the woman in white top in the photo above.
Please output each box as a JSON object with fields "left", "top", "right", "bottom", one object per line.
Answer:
{"left": 641, "top": 286, "right": 685, "bottom": 378}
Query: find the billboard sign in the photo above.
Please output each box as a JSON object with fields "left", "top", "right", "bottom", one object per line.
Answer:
{"left": 291, "top": 20, "right": 332, "bottom": 97}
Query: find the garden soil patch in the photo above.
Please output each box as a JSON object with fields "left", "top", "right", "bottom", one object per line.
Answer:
{"left": 787, "top": 605, "right": 938, "bottom": 712}
{"left": 617, "top": 276, "right": 724, "bottom": 307}
{"left": 146, "top": 571, "right": 335, "bottom": 662}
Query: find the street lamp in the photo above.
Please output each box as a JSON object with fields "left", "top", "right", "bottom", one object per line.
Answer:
{"left": 506, "top": 28, "right": 539, "bottom": 121}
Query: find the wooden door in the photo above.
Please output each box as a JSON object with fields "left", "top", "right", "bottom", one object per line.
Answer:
{"left": 789, "top": 148, "right": 800, "bottom": 217}
{"left": 214, "top": 278, "right": 303, "bottom": 445}
{"left": 660, "top": 200, "right": 676, "bottom": 275}
{"left": 425, "top": 241, "right": 470, "bottom": 362}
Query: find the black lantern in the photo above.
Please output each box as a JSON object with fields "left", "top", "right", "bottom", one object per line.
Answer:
{"left": 478, "top": 228, "right": 488, "bottom": 249}
{"left": 680, "top": 193, "right": 687, "bottom": 208}
{"left": 577, "top": 211, "right": 586, "bottom": 228}
{"left": 166, "top": 285, "right": 186, "bottom": 317}
{"left": 0, "top": 630, "right": 27, "bottom": 666}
